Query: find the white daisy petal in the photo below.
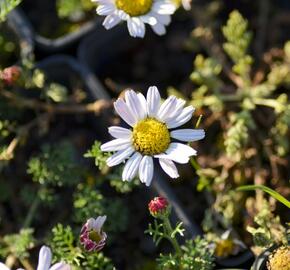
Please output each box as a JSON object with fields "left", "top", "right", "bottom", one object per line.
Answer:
{"left": 0, "top": 263, "right": 10, "bottom": 270}
{"left": 96, "top": 4, "right": 115, "bottom": 15}
{"left": 157, "top": 96, "right": 177, "bottom": 122}
{"left": 106, "top": 147, "right": 135, "bottom": 167}
{"left": 159, "top": 158, "right": 179, "bottom": 178}
{"left": 139, "top": 156, "right": 154, "bottom": 186}
{"left": 163, "top": 98, "right": 186, "bottom": 122}
{"left": 166, "top": 105, "right": 195, "bottom": 129}
{"left": 122, "top": 152, "right": 143, "bottom": 181}
{"left": 140, "top": 14, "right": 158, "bottom": 25}
{"left": 147, "top": 86, "right": 161, "bottom": 117}
{"left": 95, "top": 216, "right": 107, "bottom": 232}
{"left": 127, "top": 17, "right": 146, "bottom": 38}
{"left": 152, "top": 2, "right": 176, "bottom": 15}
{"left": 151, "top": 22, "right": 166, "bottom": 35}
{"left": 154, "top": 13, "right": 171, "bottom": 25}
{"left": 114, "top": 98, "right": 137, "bottom": 126}
{"left": 155, "top": 142, "right": 196, "bottom": 163}
{"left": 108, "top": 126, "right": 132, "bottom": 139}
{"left": 101, "top": 138, "right": 132, "bottom": 151}
{"left": 50, "top": 262, "right": 71, "bottom": 270}
{"left": 137, "top": 93, "right": 148, "bottom": 118}
{"left": 125, "top": 90, "right": 146, "bottom": 120}
{"left": 37, "top": 246, "right": 52, "bottom": 270}
{"left": 170, "top": 129, "right": 205, "bottom": 142}
{"left": 102, "top": 14, "right": 122, "bottom": 30}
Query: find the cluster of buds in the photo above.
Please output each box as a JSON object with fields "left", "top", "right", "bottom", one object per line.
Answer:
{"left": 0, "top": 66, "right": 22, "bottom": 86}
{"left": 148, "top": 197, "right": 171, "bottom": 218}
{"left": 80, "top": 216, "right": 107, "bottom": 252}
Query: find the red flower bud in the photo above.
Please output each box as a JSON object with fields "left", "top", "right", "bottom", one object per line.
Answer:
{"left": 0, "top": 66, "right": 21, "bottom": 86}
{"left": 148, "top": 197, "right": 170, "bottom": 218}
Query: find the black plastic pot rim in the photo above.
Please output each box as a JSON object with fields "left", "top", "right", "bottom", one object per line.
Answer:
{"left": 6, "top": 9, "right": 34, "bottom": 62}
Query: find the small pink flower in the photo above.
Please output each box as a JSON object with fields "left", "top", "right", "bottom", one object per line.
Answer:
{"left": 0, "top": 66, "right": 21, "bottom": 86}
{"left": 148, "top": 197, "right": 170, "bottom": 217}
{"left": 80, "top": 216, "right": 107, "bottom": 252}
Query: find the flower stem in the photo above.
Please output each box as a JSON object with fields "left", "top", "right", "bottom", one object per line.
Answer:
{"left": 162, "top": 216, "right": 182, "bottom": 255}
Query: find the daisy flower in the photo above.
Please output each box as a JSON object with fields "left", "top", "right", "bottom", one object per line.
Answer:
{"left": 101, "top": 86, "right": 205, "bottom": 186}
{"left": 0, "top": 246, "right": 70, "bottom": 270}
{"left": 80, "top": 216, "right": 107, "bottom": 252}
{"left": 93, "top": 0, "right": 176, "bottom": 38}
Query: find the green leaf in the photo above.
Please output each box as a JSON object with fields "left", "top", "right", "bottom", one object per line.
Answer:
{"left": 237, "top": 185, "right": 290, "bottom": 208}
{"left": 0, "top": 0, "right": 21, "bottom": 22}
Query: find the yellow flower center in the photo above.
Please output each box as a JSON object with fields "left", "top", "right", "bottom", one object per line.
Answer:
{"left": 132, "top": 118, "right": 170, "bottom": 155}
{"left": 115, "top": 0, "right": 153, "bottom": 16}
{"left": 89, "top": 231, "right": 102, "bottom": 243}
{"left": 215, "top": 239, "right": 235, "bottom": 258}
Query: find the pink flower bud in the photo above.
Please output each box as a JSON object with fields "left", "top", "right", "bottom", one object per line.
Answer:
{"left": 148, "top": 197, "right": 170, "bottom": 218}
{"left": 0, "top": 66, "right": 22, "bottom": 86}
{"left": 80, "top": 216, "right": 107, "bottom": 252}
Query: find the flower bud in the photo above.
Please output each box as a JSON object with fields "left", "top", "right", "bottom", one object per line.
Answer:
{"left": 80, "top": 216, "right": 107, "bottom": 252}
{"left": 148, "top": 197, "right": 170, "bottom": 218}
{"left": 0, "top": 66, "right": 22, "bottom": 86}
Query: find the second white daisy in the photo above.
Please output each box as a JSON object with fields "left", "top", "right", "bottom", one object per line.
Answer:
{"left": 93, "top": 0, "right": 176, "bottom": 38}
{"left": 101, "top": 86, "right": 205, "bottom": 186}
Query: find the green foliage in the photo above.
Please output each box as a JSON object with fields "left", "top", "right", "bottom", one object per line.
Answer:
{"left": 84, "top": 141, "right": 110, "bottom": 172}
{"left": 73, "top": 184, "right": 129, "bottom": 236}
{"left": 157, "top": 237, "right": 215, "bottom": 270}
{"left": 50, "top": 224, "right": 84, "bottom": 266}
{"left": 56, "top": 0, "right": 95, "bottom": 19}
{"left": 27, "top": 142, "right": 81, "bottom": 187}
{"left": 50, "top": 224, "right": 115, "bottom": 269}
{"left": 0, "top": 0, "right": 21, "bottom": 22}
{"left": 224, "top": 111, "right": 254, "bottom": 160}
{"left": 45, "top": 83, "right": 68, "bottom": 103}
{"left": 0, "top": 229, "right": 35, "bottom": 259}
{"left": 222, "top": 10, "right": 253, "bottom": 78}
{"left": 247, "top": 200, "right": 287, "bottom": 247}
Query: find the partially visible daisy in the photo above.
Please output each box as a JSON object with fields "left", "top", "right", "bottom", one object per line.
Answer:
{"left": 93, "top": 0, "right": 176, "bottom": 38}
{"left": 80, "top": 216, "right": 107, "bottom": 252}
{"left": 0, "top": 246, "right": 70, "bottom": 270}
{"left": 181, "top": 0, "right": 191, "bottom": 10}
{"left": 101, "top": 86, "right": 205, "bottom": 186}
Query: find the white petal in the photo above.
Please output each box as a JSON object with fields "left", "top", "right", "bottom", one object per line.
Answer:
{"left": 163, "top": 98, "right": 186, "bottom": 122}
{"left": 157, "top": 96, "right": 177, "bottom": 122}
{"left": 139, "top": 156, "right": 154, "bottom": 186}
{"left": 155, "top": 142, "right": 196, "bottom": 163}
{"left": 50, "top": 262, "right": 71, "bottom": 270}
{"left": 87, "top": 218, "right": 96, "bottom": 230}
{"left": 159, "top": 158, "right": 179, "bottom": 178}
{"left": 125, "top": 90, "right": 146, "bottom": 120}
{"left": 94, "top": 216, "right": 107, "bottom": 232}
{"left": 152, "top": 2, "right": 176, "bottom": 15}
{"left": 122, "top": 152, "right": 143, "bottom": 181}
{"left": 102, "top": 14, "right": 122, "bottom": 30}
{"left": 127, "top": 17, "right": 146, "bottom": 38}
{"left": 147, "top": 86, "right": 161, "bottom": 117}
{"left": 0, "top": 263, "right": 10, "bottom": 270}
{"left": 101, "top": 138, "right": 132, "bottom": 152}
{"left": 96, "top": 4, "right": 115, "bottom": 15}
{"left": 151, "top": 22, "right": 166, "bottom": 35}
{"left": 137, "top": 93, "right": 147, "bottom": 118}
{"left": 170, "top": 129, "right": 205, "bottom": 142}
{"left": 116, "top": 9, "right": 130, "bottom": 20}
{"left": 106, "top": 147, "right": 135, "bottom": 167}
{"left": 155, "top": 13, "right": 171, "bottom": 25}
{"left": 166, "top": 106, "right": 195, "bottom": 129}
{"left": 108, "top": 126, "right": 132, "bottom": 139}
{"left": 140, "top": 14, "right": 157, "bottom": 25}
{"left": 37, "top": 246, "right": 52, "bottom": 270}
{"left": 114, "top": 98, "right": 137, "bottom": 126}
{"left": 182, "top": 0, "right": 192, "bottom": 10}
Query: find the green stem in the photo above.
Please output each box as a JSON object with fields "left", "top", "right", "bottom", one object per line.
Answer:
{"left": 23, "top": 194, "right": 40, "bottom": 228}
{"left": 162, "top": 217, "right": 182, "bottom": 255}
{"left": 190, "top": 157, "right": 201, "bottom": 171}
